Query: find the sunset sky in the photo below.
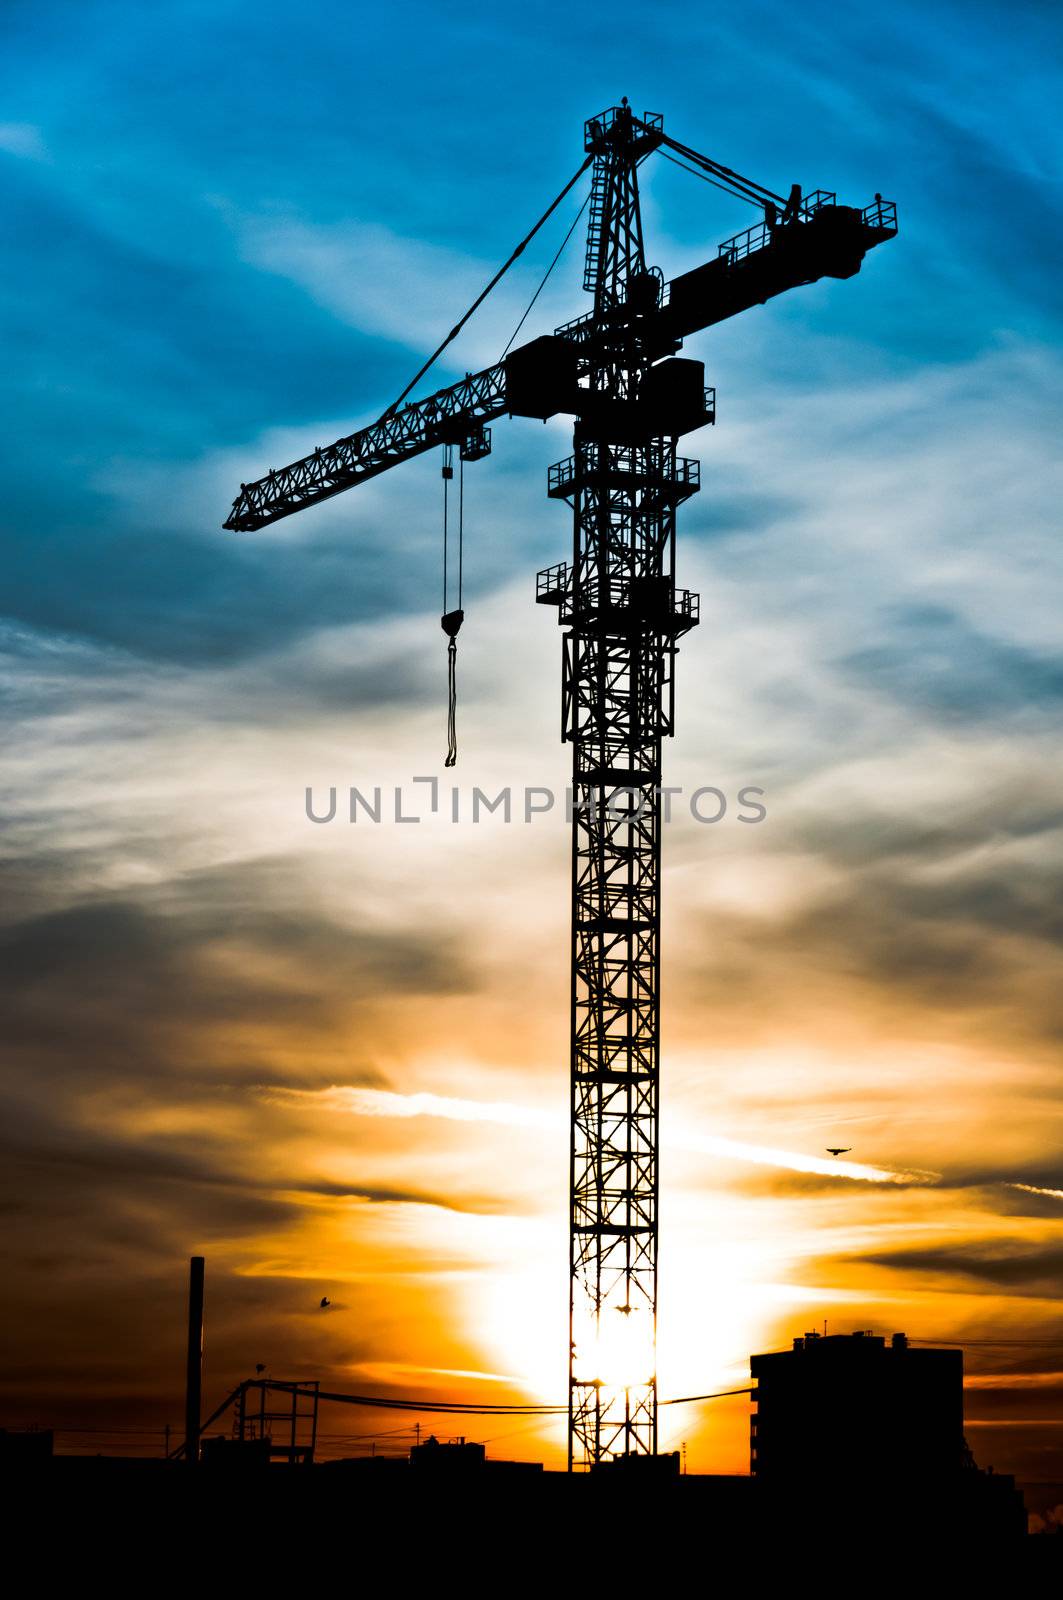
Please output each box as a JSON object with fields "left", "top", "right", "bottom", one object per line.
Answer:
{"left": 2, "top": 0, "right": 1062, "bottom": 1478}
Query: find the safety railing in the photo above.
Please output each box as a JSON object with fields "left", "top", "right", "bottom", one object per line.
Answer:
{"left": 585, "top": 106, "right": 663, "bottom": 148}
{"left": 717, "top": 190, "right": 838, "bottom": 263}
{"left": 862, "top": 196, "right": 897, "bottom": 232}
{"left": 539, "top": 569, "right": 699, "bottom": 628}
{"left": 674, "top": 588, "right": 700, "bottom": 625}
{"left": 555, "top": 308, "right": 596, "bottom": 342}
{"left": 536, "top": 561, "right": 570, "bottom": 604}
{"left": 547, "top": 457, "right": 576, "bottom": 496}
{"left": 548, "top": 447, "right": 703, "bottom": 498}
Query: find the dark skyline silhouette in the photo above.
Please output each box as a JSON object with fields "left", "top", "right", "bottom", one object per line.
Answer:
{"left": 0, "top": 1289, "right": 1037, "bottom": 1549}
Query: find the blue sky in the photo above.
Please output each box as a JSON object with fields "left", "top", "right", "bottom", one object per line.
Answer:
{"left": 3, "top": 1, "right": 1063, "bottom": 1477}
{"left": 2, "top": 0, "right": 1061, "bottom": 661}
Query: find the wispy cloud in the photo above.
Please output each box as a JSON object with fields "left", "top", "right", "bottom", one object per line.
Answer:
{"left": 0, "top": 122, "right": 47, "bottom": 161}
{"left": 219, "top": 207, "right": 586, "bottom": 378}
{"left": 224, "top": 211, "right": 487, "bottom": 351}
{"left": 263, "top": 1085, "right": 929, "bottom": 1184}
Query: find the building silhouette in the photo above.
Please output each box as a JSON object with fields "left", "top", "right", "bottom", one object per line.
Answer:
{"left": 751, "top": 1329, "right": 962, "bottom": 1479}
{"left": 750, "top": 1329, "right": 1026, "bottom": 1540}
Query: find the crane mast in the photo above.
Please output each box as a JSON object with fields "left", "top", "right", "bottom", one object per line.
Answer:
{"left": 538, "top": 103, "right": 699, "bottom": 1469}
{"left": 223, "top": 104, "right": 896, "bottom": 1472}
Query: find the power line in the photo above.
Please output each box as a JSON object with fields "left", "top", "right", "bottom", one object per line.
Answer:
{"left": 318, "top": 1392, "right": 563, "bottom": 1415}
{"left": 317, "top": 1383, "right": 754, "bottom": 1415}
{"left": 910, "top": 1339, "right": 1063, "bottom": 1349}
{"left": 661, "top": 1387, "right": 753, "bottom": 1406}
{"left": 45, "top": 1433, "right": 166, "bottom": 1446}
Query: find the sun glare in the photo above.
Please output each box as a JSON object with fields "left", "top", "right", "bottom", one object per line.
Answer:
{"left": 575, "top": 1305, "right": 656, "bottom": 1391}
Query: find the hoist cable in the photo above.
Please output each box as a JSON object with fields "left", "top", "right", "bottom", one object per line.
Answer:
{"left": 442, "top": 445, "right": 450, "bottom": 612}
{"left": 381, "top": 153, "right": 594, "bottom": 419}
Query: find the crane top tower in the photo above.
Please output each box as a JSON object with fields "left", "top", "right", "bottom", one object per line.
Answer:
{"left": 224, "top": 104, "right": 896, "bottom": 1472}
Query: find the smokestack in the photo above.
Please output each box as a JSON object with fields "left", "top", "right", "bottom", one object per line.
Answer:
{"left": 185, "top": 1255, "right": 204, "bottom": 1463}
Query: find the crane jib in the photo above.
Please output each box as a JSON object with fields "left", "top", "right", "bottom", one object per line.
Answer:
{"left": 224, "top": 363, "right": 509, "bottom": 532}
{"left": 223, "top": 196, "right": 895, "bottom": 534}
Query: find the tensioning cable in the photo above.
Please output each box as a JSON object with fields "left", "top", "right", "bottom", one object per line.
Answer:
{"left": 500, "top": 188, "right": 592, "bottom": 360}
{"left": 380, "top": 152, "right": 594, "bottom": 421}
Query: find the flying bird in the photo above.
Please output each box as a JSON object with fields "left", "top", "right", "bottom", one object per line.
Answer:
{"left": 320, "top": 1296, "right": 331, "bottom": 1309}
{"left": 826, "top": 1147, "right": 852, "bottom": 1157}
{"left": 255, "top": 1363, "right": 266, "bottom": 1375}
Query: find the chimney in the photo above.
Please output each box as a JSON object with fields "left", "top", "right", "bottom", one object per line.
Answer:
{"left": 185, "top": 1256, "right": 204, "bottom": 1463}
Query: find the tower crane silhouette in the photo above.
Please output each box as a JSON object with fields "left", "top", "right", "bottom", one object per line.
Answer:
{"left": 224, "top": 103, "right": 896, "bottom": 1472}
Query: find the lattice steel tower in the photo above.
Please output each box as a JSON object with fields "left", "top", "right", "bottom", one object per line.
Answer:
{"left": 537, "top": 104, "right": 700, "bottom": 1468}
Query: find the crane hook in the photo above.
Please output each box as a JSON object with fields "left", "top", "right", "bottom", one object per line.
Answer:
{"left": 441, "top": 608, "right": 464, "bottom": 767}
